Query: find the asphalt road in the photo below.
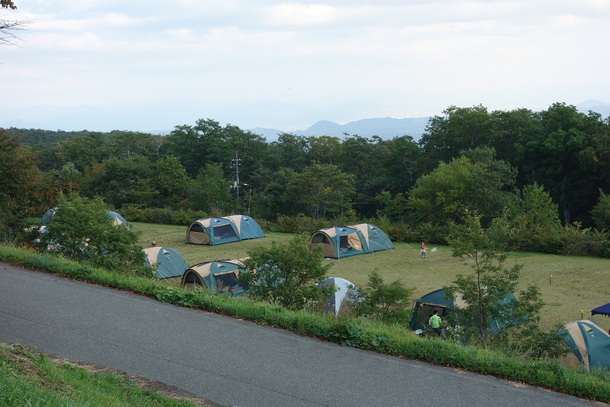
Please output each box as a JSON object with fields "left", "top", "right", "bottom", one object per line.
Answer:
{"left": 0, "top": 263, "right": 601, "bottom": 407}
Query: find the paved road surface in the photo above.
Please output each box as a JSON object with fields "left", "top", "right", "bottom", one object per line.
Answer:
{"left": 0, "top": 263, "right": 601, "bottom": 407}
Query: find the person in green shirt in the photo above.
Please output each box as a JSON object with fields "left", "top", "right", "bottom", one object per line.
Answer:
{"left": 428, "top": 310, "right": 444, "bottom": 337}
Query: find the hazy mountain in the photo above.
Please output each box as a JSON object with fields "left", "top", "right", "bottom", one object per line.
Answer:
{"left": 576, "top": 100, "right": 610, "bottom": 117}
{"left": 250, "top": 116, "right": 430, "bottom": 141}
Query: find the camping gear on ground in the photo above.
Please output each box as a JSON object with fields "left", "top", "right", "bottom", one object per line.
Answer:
{"left": 181, "top": 259, "right": 248, "bottom": 296}
{"left": 591, "top": 303, "right": 610, "bottom": 317}
{"left": 185, "top": 215, "right": 265, "bottom": 245}
{"left": 319, "top": 277, "right": 358, "bottom": 316}
{"left": 143, "top": 247, "right": 189, "bottom": 279}
{"left": 309, "top": 223, "right": 393, "bottom": 259}
{"left": 558, "top": 320, "right": 610, "bottom": 370}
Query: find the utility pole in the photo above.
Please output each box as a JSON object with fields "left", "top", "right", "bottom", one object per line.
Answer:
{"left": 230, "top": 150, "right": 242, "bottom": 199}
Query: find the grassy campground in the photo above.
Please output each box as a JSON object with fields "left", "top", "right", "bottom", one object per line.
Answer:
{"left": 137, "top": 222, "right": 610, "bottom": 333}
{"left": 1, "top": 222, "right": 610, "bottom": 404}
{"left": 0, "top": 342, "right": 209, "bottom": 407}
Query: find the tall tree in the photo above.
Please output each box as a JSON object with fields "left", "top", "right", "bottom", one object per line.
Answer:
{"left": 0, "top": 131, "right": 47, "bottom": 239}
{"left": 407, "top": 147, "right": 517, "bottom": 227}
{"left": 283, "top": 164, "right": 355, "bottom": 219}
{"left": 187, "top": 163, "right": 234, "bottom": 215}
{"left": 510, "top": 183, "right": 562, "bottom": 252}
{"left": 526, "top": 103, "right": 607, "bottom": 225}
{"left": 153, "top": 156, "right": 189, "bottom": 209}
{"left": 446, "top": 213, "right": 543, "bottom": 345}
{"left": 82, "top": 155, "right": 157, "bottom": 208}
{"left": 417, "top": 105, "right": 492, "bottom": 174}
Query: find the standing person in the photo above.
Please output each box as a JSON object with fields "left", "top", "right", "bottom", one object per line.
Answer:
{"left": 421, "top": 241, "right": 427, "bottom": 258}
{"left": 428, "top": 310, "right": 443, "bottom": 337}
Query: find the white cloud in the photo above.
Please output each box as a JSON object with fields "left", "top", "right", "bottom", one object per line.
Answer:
{"left": 1, "top": 0, "right": 609, "bottom": 132}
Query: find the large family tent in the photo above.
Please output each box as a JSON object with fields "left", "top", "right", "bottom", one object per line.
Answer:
{"left": 558, "top": 320, "right": 610, "bottom": 370}
{"left": 592, "top": 303, "right": 610, "bottom": 317}
{"left": 185, "top": 215, "right": 264, "bottom": 245}
{"left": 143, "top": 247, "right": 189, "bottom": 279}
{"left": 351, "top": 224, "right": 394, "bottom": 253}
{"left": 408, "top": 288, "right": 518, "bottom": 335}
{"left": 224, "top": 215, "right": 265, "bottom": 240}
{"left": 309, "top": 224, "right": 393, "bottom": 259}
{"left": 181, "top": 259, "right": 248, "bottom": 296}
{"left": 319, "top": 277, "right": 359, "bottom": 317}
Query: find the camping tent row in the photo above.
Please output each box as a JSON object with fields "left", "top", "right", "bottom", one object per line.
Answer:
{"left": 186, "top": 215, "right": 265, "bottom": 246}
{"left": 142, "top": 247, "right": 248, "bottom": 296}
{"left": 181, "top": 259, "right": 248, "bottom": 296}
{"left": 309, "top": 223, "right": 394, "bottom": 259}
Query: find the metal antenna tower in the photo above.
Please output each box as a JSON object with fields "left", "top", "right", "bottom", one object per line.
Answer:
{"left": 230, "top": 150, "right": 242, "bottom": 199}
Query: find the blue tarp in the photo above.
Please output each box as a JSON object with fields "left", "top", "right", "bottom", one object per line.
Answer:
{"left": 592, "top": 303, "right": 610, "bottom": 317}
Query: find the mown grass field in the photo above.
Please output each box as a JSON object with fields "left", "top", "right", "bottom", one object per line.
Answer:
{"left": 134, "top": 222, "right": 610, "bottom": 333}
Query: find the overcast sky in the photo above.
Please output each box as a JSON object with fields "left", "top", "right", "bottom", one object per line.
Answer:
{"left": 1, "top": 0, "right": 609, "bottom": 133}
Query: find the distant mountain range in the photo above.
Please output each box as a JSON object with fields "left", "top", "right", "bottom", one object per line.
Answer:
{"left": 576, "top": 99, "right": 610, "bottom": 117}
{"left": 250, "top": 116, "right": 431, "bottom": 141}
{"left": 250, "top": 100, "right": 610, "bottom": 142}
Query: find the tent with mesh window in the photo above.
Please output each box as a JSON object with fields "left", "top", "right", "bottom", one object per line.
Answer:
{"left": 308, "top": 224, "right": 393, "bottom": 259}
{"left": 185, "top": 215, "right": 264, "bottom": 245}
{"left": 180, "top": 259, "right": 248, "bottom": 296}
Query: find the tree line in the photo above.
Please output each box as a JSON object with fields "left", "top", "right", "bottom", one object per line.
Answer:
{"left": 2, "top": 102, "right": 610, "bottom": 256}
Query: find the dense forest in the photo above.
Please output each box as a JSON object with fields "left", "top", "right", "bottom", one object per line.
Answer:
{"left": 2, "top": 102, "right": 610, "bottom": 256}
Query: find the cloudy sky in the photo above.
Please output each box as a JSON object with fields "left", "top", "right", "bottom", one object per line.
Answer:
{"left": 1, "top": 0, "right": 609, "bottom": 133}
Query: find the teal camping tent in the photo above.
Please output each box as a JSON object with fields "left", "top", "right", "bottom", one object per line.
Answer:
{"left": 143, "top": 247, "right": 189, "bottom": 279}
{"left": 351, "top": 223, "right": 394, "bottom": 253}
{"left": 180, "top": 259, "right": 248, "bottom": 296}
{"left": 224, "top": 214, "right": 265, "bottom": 240}
{"left": 408, "top": 288, "right": 518, "bottom": 336}
{"left": 309, "top": 223, "right": 393, "bottom": 259}
{"left": 185, "top": 215, "right": 264, "bottom": 245}
{"left": 559, "top": 320, "right": 610, "bottom": 370}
